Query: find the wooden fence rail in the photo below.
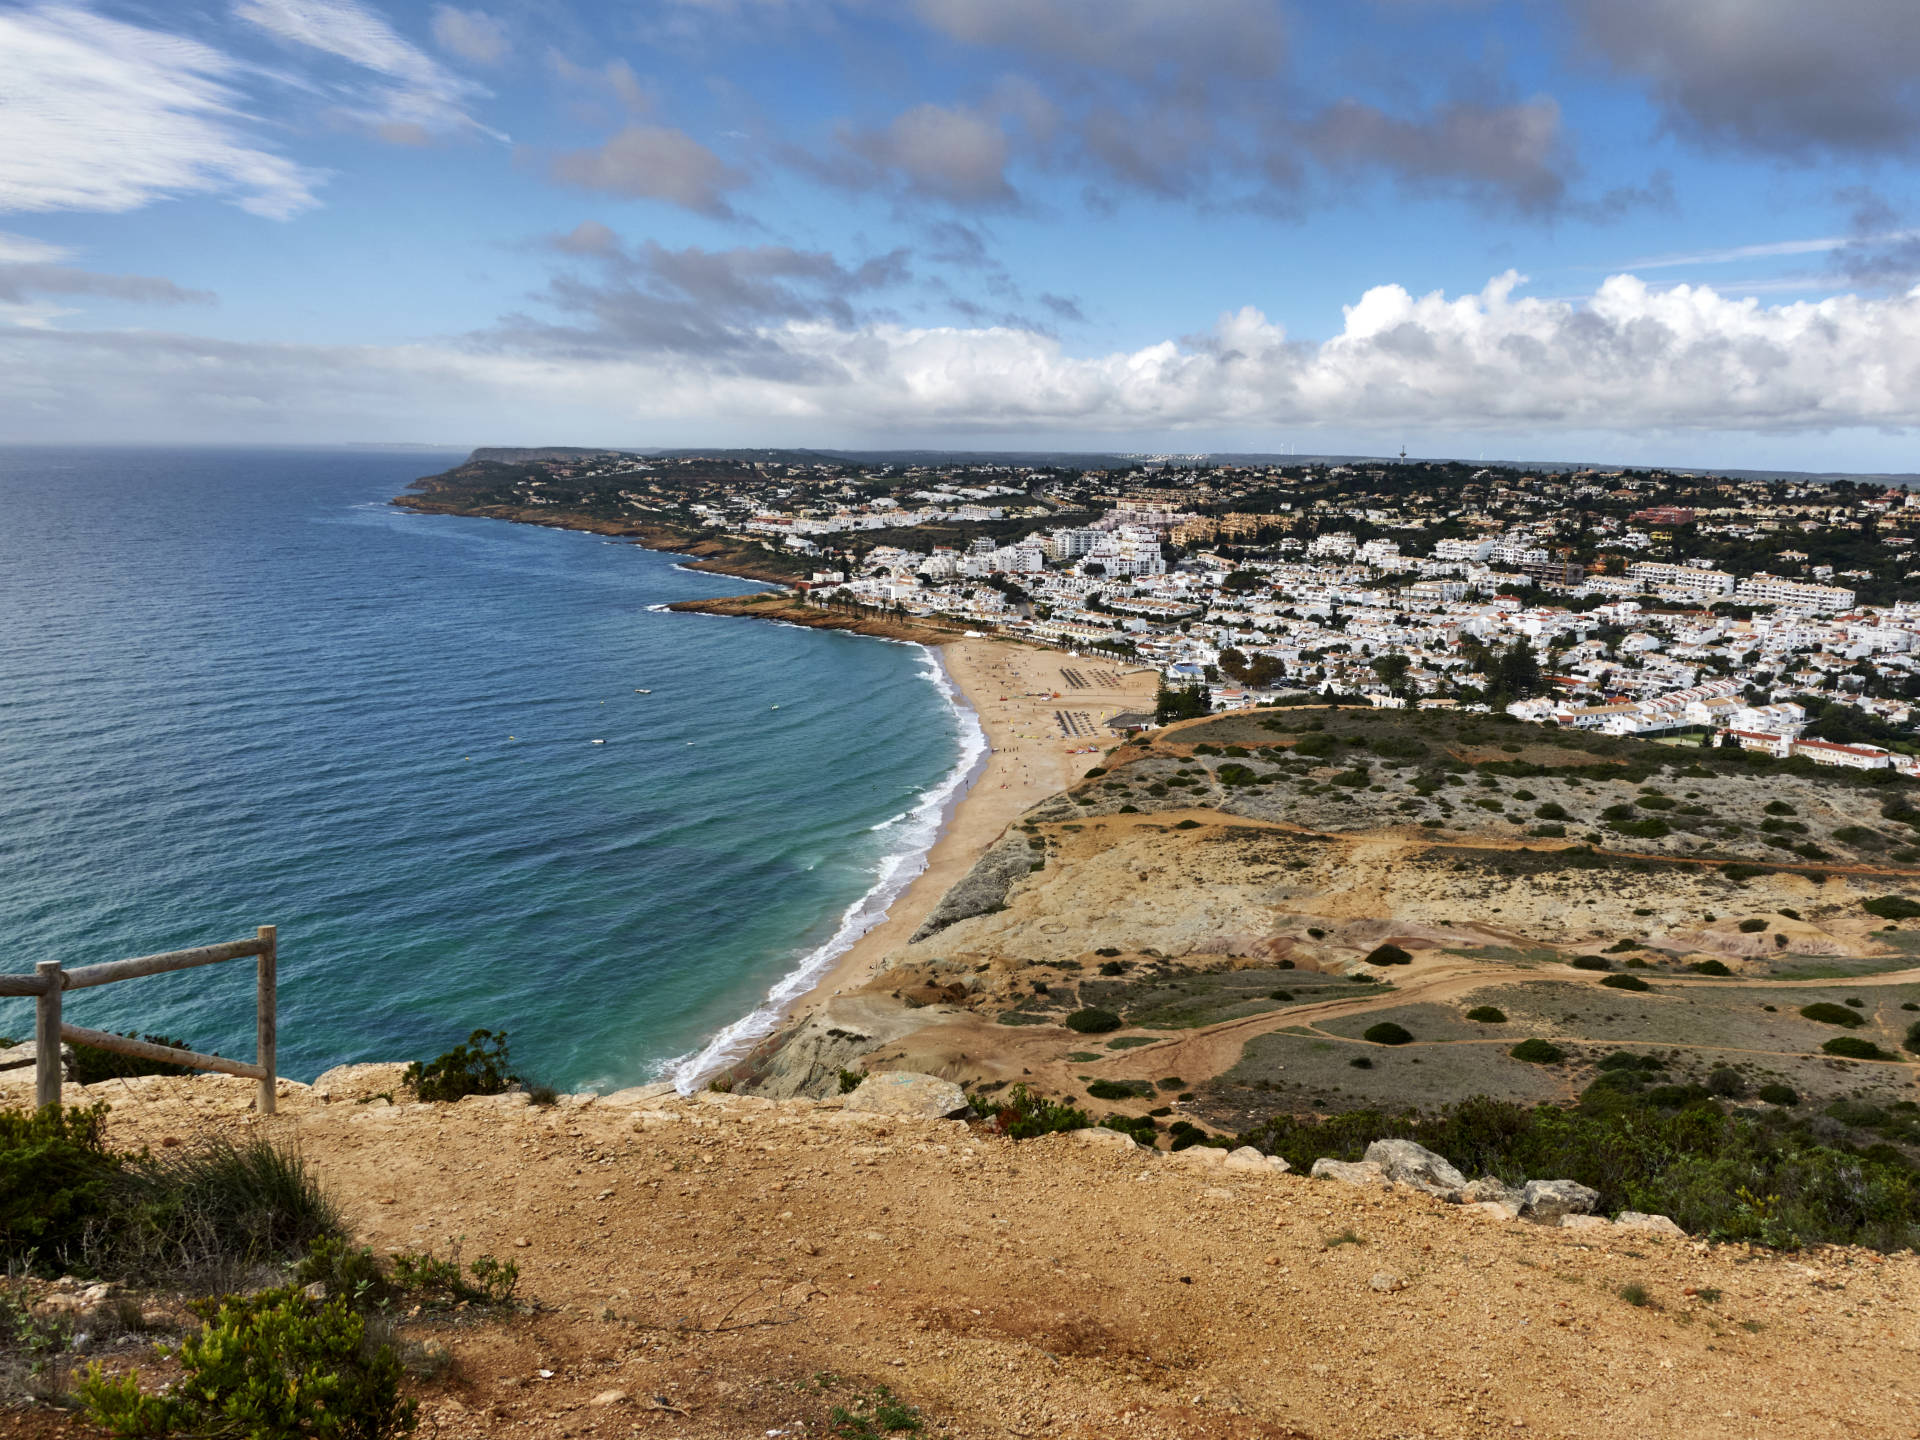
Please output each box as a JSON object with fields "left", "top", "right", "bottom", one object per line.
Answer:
{"left": 7, "top": 926, "right": 277, "bottom": 1113}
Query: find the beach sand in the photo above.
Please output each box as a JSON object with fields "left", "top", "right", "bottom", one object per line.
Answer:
{"left": 785, "top": 638, "right": 1157, "bottom": 1023}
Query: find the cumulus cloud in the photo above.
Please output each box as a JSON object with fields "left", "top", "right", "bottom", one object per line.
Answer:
{"left": 545, "top": 126, "right": 747, "bottom": 217}
{"left": 1569, "top": 0, "right": 1920, "bottom": 157}
{"left": 429, "top": 5, "right": 507, "bottom": 65}
{"left": 13, "top": 270, "right": 1920, "bottom": 444}
{"left": 0, "top": 4, "right": 319, "bottom": 218}
{"left": 236, "top": 0, "right": 499, "bottom": 140}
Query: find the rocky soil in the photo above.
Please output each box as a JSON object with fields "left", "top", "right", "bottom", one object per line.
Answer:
{"left": 9, "top": 1067, "right": 1920, "bottom": 1440}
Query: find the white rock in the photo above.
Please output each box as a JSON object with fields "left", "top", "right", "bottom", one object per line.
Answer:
{"left": 842, "top": 1071, "right": 971, "bottom": 1120}
{"left": 1559, "top": 1214, "right": 1611, "bottom": 1233}
{"left": 1173, "top": 1144, "right": 1228, "bottom": 1167}
{"left": 1364, "top": 1139, "right": 1467, "bottom": 1198}
{"left": 1518, "top": 1179, "right": 1601, "bottom": 1225}
{"left": 1615, "top": 1211, "right": 1687, "bottom": 1238}
{"left": 1467, "top": 1200, "right": 1520, "bottom": 1222}
{"left": 1222, "top": 1145, "right": 1272, "bottom": 1172}
{"left": 1069, "top": 1127, "right": 1139, "bottom": 1150}
{"left": 1309, "top": 1158, "right": 1389, "bottom": 1187}
{"left": 1368, "top": 1271, "right": 1405, "bottom": 1293}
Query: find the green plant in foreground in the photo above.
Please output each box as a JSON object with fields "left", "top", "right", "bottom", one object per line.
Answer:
{"left": 829, "top": 1383, "right": 923, "bottom": 1438}
{"left": 973, "top": 1084, "right": 1088, "bottom": 1140}
{"left": 403, "top": 1029, "right": 518, "bottom": 1103}
{"left": 1618, "top": 1282, "right": 1652, "bottom": 1308}
{"left": 80, "top": 1286, "right": 417, "bottom": 1439}
{"left": 0, "top": 1103, "right": 120, "bottom": 1271}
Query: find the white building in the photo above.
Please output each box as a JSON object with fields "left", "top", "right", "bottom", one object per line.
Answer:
{"left": 1734, "top": 574, "right": 1857, "bottom": 613}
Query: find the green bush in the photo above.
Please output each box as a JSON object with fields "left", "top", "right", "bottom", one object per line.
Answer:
{"left": 1362, "top": 1022, "right": 1413, "bottom": 1046}
{"left": 68, "top": 1033, "right": 198, "bottom": 1087}
{"left": 1706, "top": 1067, "right": 1747, "bottom": 1098}
{"left": 1097, "top": 1114, "right": 1158, "bottom": 1145}
{"left": 403, "top": 1029, "right": 518, "bottom": 1102}
{"left": 1737, "top": 918, "right": 1768, "bottom": 933}
{"left": 1601, "top": 974, "right": 1651, "bottom": 992}
{"left": 1608, "top": 817, "right": 1671, "bottom": 839}
{"left": 975, "top": 1084, "right": 1088, "bottom": 1140}
{"left": 1533, "top": 802, "right": 1571, "bottom": 821}
{"left": 1465, "top": 1006, "right": 1507, "bottom": 1023}
{"left": 1757, "top": 1083, "right": 1800, "bottom": 1106}
{"left": 80, "top": 1286, "right": 416, "bottom": 1439}
{"left": 1906, "top": 1021, "right": 1920, "bottom": 1056}
{"left": 1064, "top": 1008, "right": 1123, "bottom": 1034}
{"left": 1764, "top": 801, "right": 1796, "bottom": 815}
{"left": 1085, "top": 1079, "right": 1153, "bottom": 1101}
{"left": 1364, "top": 943, "right": 1412, "bottom": 966}
{"left": 1098, "top": 960, "right": 1125, "bottom": 975}
{"left": 0, "top": 1104, "right": 120, "bottom": 1272}
{"left": 1800, "top": 1002, "right": 1866, "bottom": 1028}
{"left": 1570, "top": 955, "right": 1612, "bottom": 971}
{"left": 1689, "top": 959, "right": 1734, "bottom": 977}
{"left": 105, "top": 1136, "right": 343, "bottom": 1284}
{"left": 1510, "top": 1038, "right": 1565, "bottom": 1064}
{"left": 1824, "top": 1036, "right": 1898, "bottom": 1061}
{"left": 1597, "top": 1051, "right": 1663, "bottom": 1073}
{"left": 1238, "top": 1091, "right": 1920, "bottom": 1251}
{"left": 1863, "top": 896, "right": 1920, "bottom": 920}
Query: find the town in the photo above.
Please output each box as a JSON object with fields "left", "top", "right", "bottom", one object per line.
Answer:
{"left": 410, "top": 448, "right": 1920, "bottom": 769}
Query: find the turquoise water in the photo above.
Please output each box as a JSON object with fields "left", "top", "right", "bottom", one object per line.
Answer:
{"left": 0, "top": 448, "right": 977, "bottom": 1091}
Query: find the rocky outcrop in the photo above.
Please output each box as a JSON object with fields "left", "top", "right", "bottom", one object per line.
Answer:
{"left": 1519, "top": 1179, "right": 1601, "bottom": 1225}
{"left": 910, "top": 831, "right": 1037, "bottom": 941}
{"left": 843, "top": 1071, "right": 971, "bottom": 1120}
{"left": 1364, "top": 1139, "right": 1467, "bottom": 1199}
{"left": 741, "top": 997, "right": 933, "bottom": 1099}
{"left": 1310, "top": 1158, "right": 1389, "bottom": 1186}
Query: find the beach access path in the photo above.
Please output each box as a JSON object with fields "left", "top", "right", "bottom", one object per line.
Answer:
{"left": 786, "top": 639, "right": 1157, "bottom": 1022}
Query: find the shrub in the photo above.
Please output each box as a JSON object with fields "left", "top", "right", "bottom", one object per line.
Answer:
{"left": 1173, "top": 819, "right": 1200, "bottom": 831}
{"left": 977, "top": 1084, "right": 1089, "bottom": 1139}
{"left": 1863, "top": 896, "right": 1920, "bottom": 920}
{"left": 1601, "top": 974, "right": 1651, "bottom": 992}
{"left": 1364, "top": 943, "right": 1412, "bottom": 966}
{"left": 404, "top": 1029, "right": 518, "bottom": 1102}
{"left": 1570, "top": 955, "right": 1612, "bottom": 971}
{"left": 1618, "top": 1282, "right": 1651, "bottom": 1307}
{"left": 1098, "top": 960, "right": 1125, "bottom": 975}
{"left": 1906, "top": 1021, "right": 1920, "bottom": 1056}
{"left": 1764, "top": 801, "right": 1795, "bottom": 815}
{"left": 0, "top": 1104, "right": 120, "bottom": 1271}
{"left": 1510, "top": 1038, "right": 1564, "bottom": 1064}
{"left": 1363, "top": 1022, "right": 1413, "bottom": 1046}
{"left": 1466, "top": 1006, "right": 1508, "bottom": 1023}
{"left": 1268, "top": 989, "right": 1294, "bottom": 1001}
{"left": 1706, "top": 1067, "right": 1747, "bottom": 1098}
{"left": 103, "top": 1136, "right": 343, "bottom": 1284}
{"left": 1064, "top": 1008, "right": 1123, "bottom": 1034}
{"left": 1800, "top": 1002, "right": 1865, "bottom": 1028}
{"left": 68, "top": 1033, "right": 198, "bottom": 1087}
{"left": 1757, "top": 1083, "right": 1799, "bottom": 1106}
{"left": 1533, "top": 802, "right": 1571, "bottom": 821}
{"left": 1689, "top": 959, "right": 1734, "bottom": 977}
{"left": 1098, "top": 1114, "right": 1158, "bottom": 1145}
{"left": 1608, "top": 817, "right": 1671, "bottom": 839}
{"left": 1094, "top": 946, "right": 1121, "bottom": 956}
{"left": 1822, "top": 1036, "right": 1895, "bottom": 1061}
{"left": 1597, "top": 1051, "right": 1662, "bottom": 1073}
{"left": 1737, "top": 918, "right": 1768, "bottom": 933}
{"left": 80, "top": 1286, "right": 416, "bottom": 1440}
{"left": 1349, "top": 1056, "right": 1374, "bottom": 1069}
{"left": 1085, "top": 1079, "right": 1153, "bottom": 1101}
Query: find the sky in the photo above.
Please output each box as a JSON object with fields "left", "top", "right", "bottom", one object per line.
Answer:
{"left": 6, "top": 1, "right": 1920, "bottom": 468}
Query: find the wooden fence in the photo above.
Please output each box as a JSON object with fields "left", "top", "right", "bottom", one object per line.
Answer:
{"left": 0, "top": 926, "right": 277, "bottom": 1113}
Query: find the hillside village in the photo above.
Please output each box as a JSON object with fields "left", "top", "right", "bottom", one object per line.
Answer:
{"left": 408, "top": 450, "right": 1920, "bottom": 766}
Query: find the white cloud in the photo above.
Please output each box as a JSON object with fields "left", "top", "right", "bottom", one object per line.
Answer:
{"left": 429, "top": 5, "right": 507, "bottom": 65}
{"left": 0, "top": 232, "right": 71, "bottom": 264}
{"left": 235, "top": 0, "right": 499, "bottom": 139}
{"left": 0, "top": 4, "right": 320, "bottom": 218}
{"left": 10, "top": 273, "right": 1920, "bottom": 445}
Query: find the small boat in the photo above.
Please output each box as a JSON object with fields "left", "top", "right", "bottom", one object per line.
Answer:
{"left": 770, "top": 704, "right": 780, "bottom": 710}
{"left": 634, "top": 688, "right": 652, "bottom": 694}
{"left": 591, "top": 739, "right": 606, "bottom": 745}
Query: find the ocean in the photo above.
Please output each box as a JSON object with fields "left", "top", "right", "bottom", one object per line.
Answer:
{"left": 0, "top": 448, "right": 980, "bottom": 1092}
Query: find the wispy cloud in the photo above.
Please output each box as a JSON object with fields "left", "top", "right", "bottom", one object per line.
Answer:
{"left": 0, "top": 4, "right": 320, "bottom": 218}
{"left": 235, "top": 0, "right": 504, "bottom": 142}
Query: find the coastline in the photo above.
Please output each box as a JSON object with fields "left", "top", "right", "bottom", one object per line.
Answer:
{"left": 722, "top": 637, "right": 1158, "bottom": 1069}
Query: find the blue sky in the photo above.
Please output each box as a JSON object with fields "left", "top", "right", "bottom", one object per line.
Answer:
{"left": 6, "top": 0, "right": 1920, "bottom": 468}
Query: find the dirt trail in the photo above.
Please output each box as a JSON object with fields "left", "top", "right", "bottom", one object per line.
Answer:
{"left": 19, "top": 1069, "right": 1920, "bottom": 1440}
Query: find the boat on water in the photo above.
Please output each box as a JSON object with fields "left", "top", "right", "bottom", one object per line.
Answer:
{"left": 634, "top": 688, "right": 652, "bottom": 694}
{"left": 591, "top": 739, "right": 606, "bottom": 745}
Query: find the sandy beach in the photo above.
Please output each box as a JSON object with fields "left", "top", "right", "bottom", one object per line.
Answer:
{"left": 783, "top": 638, "right": 1158, "bottom": 1023}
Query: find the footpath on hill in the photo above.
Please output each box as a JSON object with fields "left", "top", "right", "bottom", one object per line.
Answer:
{"left": 22, "top": 1064, "right": 1918, "bottom": 1440}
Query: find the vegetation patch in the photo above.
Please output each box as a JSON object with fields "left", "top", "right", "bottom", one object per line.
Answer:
{"left": 1800, "top": 1002, "right": 1866, "bottom": 1028}
{"left": 1063, "top": 1008, "right": 1123, "bottom": 1034}
{"left": 1364, "top": 943, "right": 1413, "bottom": 966}
{"left": 1823, "top": 1036, "right": 1900, "bottom": 1061}
{"left": 1362, "top": 1022, "right": 1413, "bottom": 1046}
{"left": 1510, "top": 1038, "right": 1565, "bottom": 1064}
{"left": 1465, "top": 1006, "right": 1508, "bottom": 1023}
{"left": 1600, "top": 974, "right": 1652, "bottom": 992}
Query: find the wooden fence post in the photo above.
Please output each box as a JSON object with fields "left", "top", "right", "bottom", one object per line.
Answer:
{"left": 34, "top": 961, "right": 62, "bottom": 1111}
{"left": 256, "top": 925, "right": 276, "bottom": 1115}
